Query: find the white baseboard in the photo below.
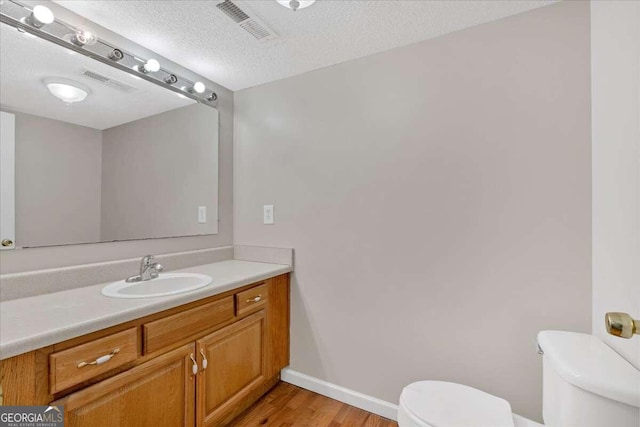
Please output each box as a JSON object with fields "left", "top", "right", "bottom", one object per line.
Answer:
{"left": 280, "top": 368, "right": 399, "bottom": 421}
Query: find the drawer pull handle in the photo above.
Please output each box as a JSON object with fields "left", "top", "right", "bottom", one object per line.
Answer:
{"left": 200, "top": 348, "right": 208, "bottom": 371}
{"left": 190, "top": 353, "right": 198, "bottom": 376}
{"left": 77, "top": 348, "right": 120, "bottom": 368}
{"left": 246, "top": 295, "right": 262, "bottom": 303}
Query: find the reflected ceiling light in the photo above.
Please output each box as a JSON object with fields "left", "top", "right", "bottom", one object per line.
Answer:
{"left": 188, "top": 81, "right": 206, "bottom": 94}
{"left": 276, "top": 0, "right": 315, "bottom": 11}
{"left": 24, "top": 5, "right": 54, "bottom": 28}
{"left": 43, "top": 78, "right": 90, "bottom": 104}
{"left": 71, "top": 27, "right": 98, "bottom": 47}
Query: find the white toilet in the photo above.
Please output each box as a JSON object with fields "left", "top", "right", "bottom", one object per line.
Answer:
{"left": 398, "top": 331, "right": 640, "bottom": 427}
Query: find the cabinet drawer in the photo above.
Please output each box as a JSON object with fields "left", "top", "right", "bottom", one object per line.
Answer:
{"left": 235, "top": 283, "right": 267, "bottom": 316}
{"left": 50, "top": 328, "right": 138, "bottom": 394}
{"left": 143, "top": 296, "right": 234, "bottom": 354}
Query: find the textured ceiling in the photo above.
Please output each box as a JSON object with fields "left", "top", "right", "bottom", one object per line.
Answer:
{"left": 0, "top": 24, "right": 193, "bottom": 130}
{"left": 54, "top": 0, "right": 556, "bottom": 91}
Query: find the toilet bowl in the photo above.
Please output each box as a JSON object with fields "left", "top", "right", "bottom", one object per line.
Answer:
{"left": 398, "top": 381, "right": 542, "bottom": 427}
{"left": 398, "top": 331, "right": 640, "bottom": 427}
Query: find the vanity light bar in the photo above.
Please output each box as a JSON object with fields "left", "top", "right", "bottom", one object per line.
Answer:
{"left": 0, "top": 0, "right": 218, "bottom": 107}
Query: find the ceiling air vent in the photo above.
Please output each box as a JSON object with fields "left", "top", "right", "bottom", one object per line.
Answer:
{"left": 217, "top": 0, "right": 250, "bottom": 23}
{"left": 80, "top": 69, "right": 138, "bottom": 93}
{"left": 216, "top": 0, "right": 278, "bottom": 42}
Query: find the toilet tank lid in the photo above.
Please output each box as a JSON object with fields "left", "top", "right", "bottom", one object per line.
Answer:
{"left": 537, "top": 331, "right": 640, "bottom": 408}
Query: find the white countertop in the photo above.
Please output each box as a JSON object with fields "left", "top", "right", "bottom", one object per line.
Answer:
{"left": 0, "top": 260, "right": 291, "bottom": 360}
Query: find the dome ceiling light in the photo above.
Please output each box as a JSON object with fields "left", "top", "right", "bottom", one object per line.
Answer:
{"left": 43, "top": 78, "right": 91, "bottom": 105}
{"left": 276, "top": 0, "right": 316, "bottom": 12}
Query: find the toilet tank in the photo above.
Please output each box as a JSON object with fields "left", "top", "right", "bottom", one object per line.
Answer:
{"left": 537, "top": 331, "right": 640, "bottom": 427}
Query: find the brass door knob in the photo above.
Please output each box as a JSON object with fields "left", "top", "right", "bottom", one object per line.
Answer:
{"left": 605, "top": 312, "right": 639, "bottom": 339}
{"left": 1, "top": 239, "right": 13, "bottom": 247}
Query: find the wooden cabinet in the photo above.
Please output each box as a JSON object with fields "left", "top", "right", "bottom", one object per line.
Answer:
{"left": 0, "top": 274, "right": 290, "bottom": 427}
{"left": 197, "top": 311, "right": 265, "bottom": 426}
{"left": 53, "top": 344, "right": 196, "bottom": 427}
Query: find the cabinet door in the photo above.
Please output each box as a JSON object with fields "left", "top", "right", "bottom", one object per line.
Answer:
{"left": 52, "top": 344, "right": 196, "bottom": 427}
{"left": 197, "top": 310, "right": 265, "bottom": 427}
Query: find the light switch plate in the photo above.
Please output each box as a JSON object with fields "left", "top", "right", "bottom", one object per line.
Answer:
{"left": 263, "top": 205, "right": 274, "bottom": 225}
{"left": 198, "top": 206, "right": 207, "bottom": 224}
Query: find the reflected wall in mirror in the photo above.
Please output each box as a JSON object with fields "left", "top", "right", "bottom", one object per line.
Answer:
{"left": 0, "top": 22, "right": 219, "bottom": 248}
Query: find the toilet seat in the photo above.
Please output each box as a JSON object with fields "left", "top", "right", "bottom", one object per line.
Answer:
{"left": 398, "top": 381, "right": 515, "bottom": 427}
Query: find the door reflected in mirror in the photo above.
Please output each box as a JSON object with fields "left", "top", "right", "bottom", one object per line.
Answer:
{"left": 0, "top": 22, "right": 219, "bottom": 248}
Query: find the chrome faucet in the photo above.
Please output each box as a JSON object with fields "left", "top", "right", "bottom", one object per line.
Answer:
{"left": 126, "top": 255, "right": 164, "bottom": 283}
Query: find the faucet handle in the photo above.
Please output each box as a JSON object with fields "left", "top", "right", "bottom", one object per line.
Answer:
{"left": 148, "top": 263, "right": 163, "bottom": 280}
{"left": 141, "top": 255, "right": 154, "bottom": 266}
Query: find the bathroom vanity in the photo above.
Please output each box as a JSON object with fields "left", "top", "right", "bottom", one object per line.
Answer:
{"left": 0, "top": 261, "right": 290, "bottom": 427}
{"left": 0, "top": 3, "right": 292, "bottom": 423}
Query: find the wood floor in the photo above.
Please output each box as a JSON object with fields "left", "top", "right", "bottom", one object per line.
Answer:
{"left": 230, "top": 382, "right": 398, "bottom": 427}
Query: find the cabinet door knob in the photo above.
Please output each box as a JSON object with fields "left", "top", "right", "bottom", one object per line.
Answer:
{"left": 1, "top": 239, "right": 13, "bottom": 247}
{"left": 200, "top": 348, "right": 208, "bottom": 371}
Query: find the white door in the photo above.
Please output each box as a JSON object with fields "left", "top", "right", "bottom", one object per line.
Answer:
{"left": 591, "top": 1, "right": 640, "bottom": 368}
{"left": 0, "top": 111, "right": 15, "bottom": 250}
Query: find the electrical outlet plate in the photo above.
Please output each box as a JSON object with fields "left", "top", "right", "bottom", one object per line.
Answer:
{"left": 263, "top": 205, "right": 274, "bottom": 225}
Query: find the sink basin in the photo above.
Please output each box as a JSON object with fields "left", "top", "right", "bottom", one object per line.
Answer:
{"left": 101, "top": 273, "right": 212, "bottom": 298}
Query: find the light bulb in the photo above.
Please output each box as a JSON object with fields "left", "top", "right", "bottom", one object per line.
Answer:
{"left": 165, "top": 74, "right": 178, "bottom": 85}
{"left": 109, "top": 49, "right": 124, "bottom": 62}
{"left": 25, "top": 5, "right": 54, "bottom": 28}
{"left": 143, "top": 59, "right": 160, "bottom": 73}
{"left": 192, "top": 82, "right": 205, "bottom": 94}
{"left": 71, "top": 27, "right": 98, "bottom": 47}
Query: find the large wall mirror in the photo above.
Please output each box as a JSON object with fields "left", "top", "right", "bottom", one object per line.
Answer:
{"left": 0, "top": 17, "right": 219, "bottom": 249}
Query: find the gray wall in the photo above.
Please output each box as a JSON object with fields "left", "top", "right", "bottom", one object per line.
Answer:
{"left": 0, "top": 2, "right": 234, "bottom": 274}
{"left": 13, "top": 112, "right": 103, "bottom": 247}
{"left": 234, "top": 1, "right": 591, "bottom": 421}
{"left": 101, "top": 103, "right": 219, "bottom": 241}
